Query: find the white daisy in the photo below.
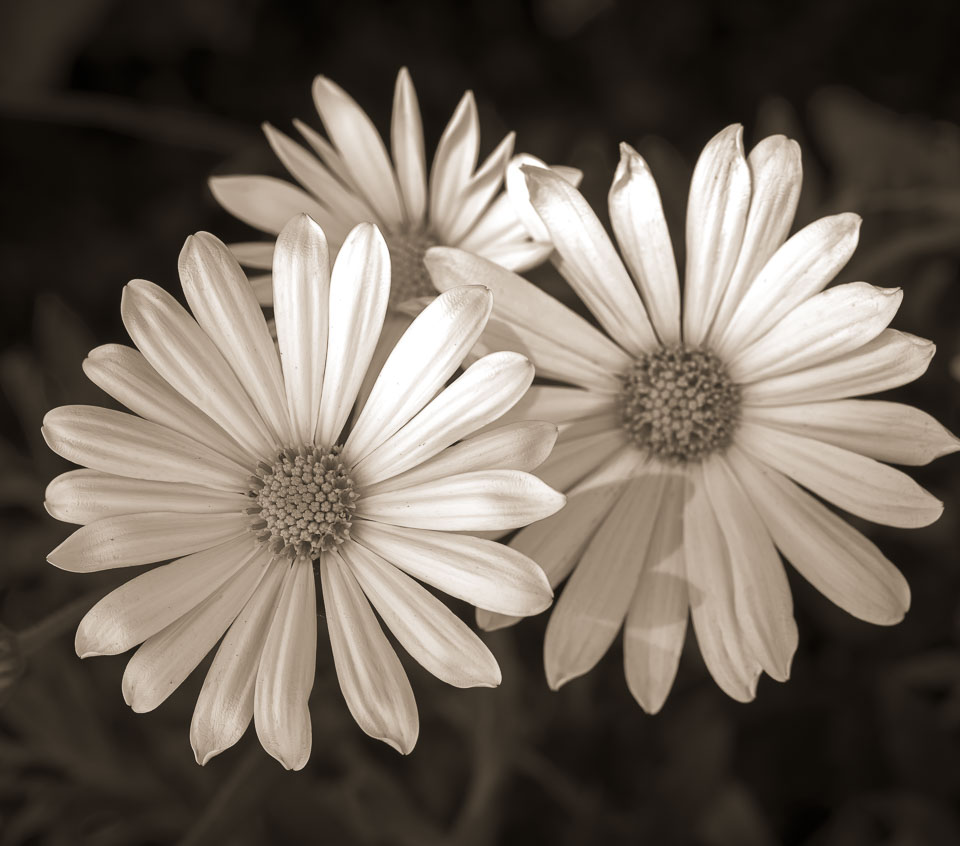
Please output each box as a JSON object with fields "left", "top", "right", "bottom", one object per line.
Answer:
{"left": 424, "top": 125, "right": 959, "bottom": 713}
{"left": 42, "top": 215, "right": 562, "bottom": 769}
{"left": 210, "top": 67, "right": 579, "bottom": 311}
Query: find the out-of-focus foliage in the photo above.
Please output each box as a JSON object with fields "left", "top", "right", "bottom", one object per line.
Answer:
{"left": 2, "top": 1, "right": 960, "bottom": 844}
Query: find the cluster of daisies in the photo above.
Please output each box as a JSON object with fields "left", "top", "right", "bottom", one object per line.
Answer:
{"left": 42, "top": 69, "right": 958, "bottom": 769}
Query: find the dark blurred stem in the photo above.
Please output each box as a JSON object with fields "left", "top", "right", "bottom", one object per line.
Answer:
{"left": 18, "top": 587, "right": 105, "bottom": 656}
{"left": 176, "top": 744, "right": 267, "bottom": 846}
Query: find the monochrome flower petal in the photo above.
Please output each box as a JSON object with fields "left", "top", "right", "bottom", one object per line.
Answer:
{"left": 490, "top": 384, "right": 617, "bottom": 429}
{"left": 228, "top": 241, "right": 274, "bottom": 270}
{"left": 429, "top": 91, "right": 480, "bottom": 231}
{"left": 208, "top": 175, "right": 337, "bottom": 237}
{"left": 533, "top": 418, "right": 625, "bottom": 493}
{"left": 390, "top": 68, "right": 428, "bottom": 226}
{"left": 443, "top": 132, "right": 516, "bottom": 246}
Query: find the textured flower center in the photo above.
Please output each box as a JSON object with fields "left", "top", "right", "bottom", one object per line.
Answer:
{"left": 386, "top": 229, "right": 439, "bottom": 307}
{"left": 619, "top": 345, "right": 741, "bottom": 463}
{"left": 247, "top": 446, "right": 358, "bottom": 558}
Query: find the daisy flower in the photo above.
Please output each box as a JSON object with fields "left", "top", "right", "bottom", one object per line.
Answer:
{"left": 210, "top": 67, "right": 579, "bottom": 311}
{"left": 425, "top": 125, "right": 959, "bottom": 713}
{"left": 42, "top": 215, "right": 562, "bottom": 769}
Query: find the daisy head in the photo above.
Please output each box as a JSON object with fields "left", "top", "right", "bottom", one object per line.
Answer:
{"left": 42, "top": 215, "right": 562, "bottom": 769}
{"left": 425, "top": 124, "right": 959, "bottom": 713}
{"left": 210, "top": 68, "right": 579, "bottom": 311}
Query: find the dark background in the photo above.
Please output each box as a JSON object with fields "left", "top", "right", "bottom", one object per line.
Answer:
{"left": 3, "top": 1, "right": 960, "bottom": 844}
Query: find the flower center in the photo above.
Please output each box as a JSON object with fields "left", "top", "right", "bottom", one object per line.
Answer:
{"left": 619, "top": 345, "right": 741, "bottom": 463}
{"left": 385, "top": 229, "right": 439, "bottom": 308}
{"left": 247, "top": 446, "right": 358, "bottom": 558}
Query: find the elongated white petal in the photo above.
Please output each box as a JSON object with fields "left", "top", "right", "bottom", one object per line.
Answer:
{"left": 351, "top": 351, "right": 533, "bottom": 486}
{"left": 42, "top": 406, "right": 249, "bottom": 491}
{"left": 683, "top": 125, "right": 752, "bottom": 345}
{"left": 737, "top": 421, "right": 943, "bottom": 528}
{"left": 83, "top": 344, "right": 253, "bottom": 467}
{"left": 365, "top": 421, "right": 558, "bottom": 496}
{"left": 48, "top": 512, "right": 249, "bottom": 572}
{"left": 228, "top": 242, "right": 274, "bottom": 270}
{"left": 45, "top": 469, "right": 247, "bottom": 525}
{"left": 425, "top": 247, "right": 630, "bottom": 392}
{"left": 121, "top": 549, "right": 270, "bottom": 713}
{"left": 742, "top": 329, "right": 935, "bottom": 406}
{"left": 312, "top": 76, "right": 404, "bottom": 229}
{"left": 272, "top": 215, "right": 330, "bottom": 443}
{"left": 708, "top": 135, "right": 802, "bottom": 341}
{"left": 485, "top": 384, "right": 616, "bottom": 430}
{"left": 683, "top": 467, "right": 761, "bottom": 702}
{"left": 315, "top": 223, "right": 391, "bottom": 446}
{"left": 744, "top": 400, "right": 960, "bottom": 466}
{"left": 358, "top": 469, "right": 565, "bottom": 531}
{"left": 623, "top": 477, "right": 688, "bottom": 714}
{"left": 341, "top": 542, "right": 500, "bottom": 687}
{"left": 254, "top": 555, "right": 316, "bottom": 770}
{"left": 293, "top": 118, "right": 363, "bottom": 195}
{"left": 715, "top": 212, "right": 861, "bottom": 356}
{"left": 321, "top": 551, "right": 418, "bottom": 753}
{"left": 608, "top": 142, "right": 681, "bottom": 344}
{"left": 262, "top": 122, "right": 373, "bottom": 226}
{"left": 345, "top": 286, "right": 492, "bottom": 461}
{"left": 352, "top": 520, "right": 552, "bottom": 616}
{"left": 75, "top": 534, "right": 259, "bottom": 657}
{"left": 179, "top": 233, "right": 291, "bottom": 445}
{"left": 463, "top": 180, "right": 529, "bottom": 248}
{"left": 524, "top": 165, "right": 658, "bottom": 355}
{"left": 390, "top": 68, "right": 427, "bottom": 226}
{"left": 545, "top": 467, "right": 669, "bottom": 689}
{"left": 348, "top": 312, "right": 413, "bottom": 427}
{"left": 121, "top": 279, "right": 276, "bottom": 458}
{"left": 443, "top": 132, "right": 516, "bottom": 245}
{"left": 191, "top": 559, "right": 286, "bottom": 765}
{"left": 533, "top": 418, "right": 626, "bottom": 493}
{"left": 429, "top": 90, "right": 480, "bottom": 230}
{"left": 209, "top": 175, "right": 340, "bottom": 237}
{"left": 729, "top": 283, "right": 903, "bottom": 383}
{"left": 479, "top": 445, "right": 645, "bottom": 631}
{"left": 702, "top": 456, "right": 797, "bottom": 681}
{"left": 729, "top": 447, "right": 910, "bottom": 624}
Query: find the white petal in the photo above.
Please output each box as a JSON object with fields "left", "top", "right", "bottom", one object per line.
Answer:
{"left": 608, "top": 142, "right": 681, "bottom": 344}
{"left": 179, "top": 232, "right": 292, "bottom": 445}
{"left": 544, "top": 466, "right": 671, "bottom": 690}
{"left": 340, "top": 542, "right": 500, "bottom": 687}
{"left": 737, "top": 421, "right": 943, "bottom": 528}
{"left": 351, "top": 350, "right": 534, "bottom": 486}
{"left": 729, "top": 283, "right": 903, "bottom": 383}
{"left": 254, "top": 555, "right": 316, "bottom": 770}
{"left": 83, "top": 344, "right": 253, "bottom": 467}
{"left": 248, "top": 274, "right": 273, "bottom": 307}
{"left": 742, "top": 329, "right": 935, "bottom": 406}
{"left": 344, "top": 286, "right": 492, "bottom": 461}
{"left": 190, "top": 559, "right": 286, "bottom": 765}
{"left": 357, "top": 469, "right": 565, "bottom": 531}
{"left": 429, "top": 91, "right": 480, "bottom": 230}
{"left": 524, "top": 165, "right": 658, "bottom": 355}
{"left": 75, "top": 534, "right": 259, "bottom": 657}
{"left": 364, "top": 421, "right": 558, "bottom": 496}
{"left": 321, "top": 551, "right": 418, "bottom": 753}
{"left": 683, "top": 467, "right": 761, "bottom": 702}
{"left": 729, "top": 447, "right": 911, "bottom": 625}
{"left": 623, "top": 477, "right": 688, "bottom": 714}
{"left": 471, "top": 238, "right": 554, "bottom": 273}
{"left": 682, "top": 125, "right": 752, "bottom": 346}
{"left": 228, "top": 242, "right": 274, "bottom": 270}
{"left": 312, "top": 76, "right": 404, "bottom": 229}
{"left": 708, "top": 135, "right": 802, "bottom": 341}
{"left": 715, "top": 212, "right": 862, "bottom": 357}
{"left": 501, "top": 154, "right": 582, "bottom": 247}
{"left": 389, "top": 68, "right": 427, "bottom": 226}
{"left": 352, "top": 521, "right": 552, "bottom": 617}
{"left": 121, "top": 548, "right": 270, "bottom": 712}
{"left": 272, "top": 215, "right": 330, "bottom": 443}
{"left": 443, "top": 132, "right": 516, "bottom": 246}
{"left": 293, "top": 118, "right": 364, "bottom": 196}
{"left": 209, "top": 175, "right": 341, "bottom": 237}
{"left": 702, "top": 455, "right": 797, "bottom": 681}
{"left": 348, "top": 312, "right": 413, "bottom": 427}
{"left": 315, "top": 223, "right": 391, "bottom": 446}
{"left": 744, "top": 400, "right": 960, "bottom": 466}
{"left": 121, "top": 279, "right": 276, "bottom": 458}
{"left": 45, "top": 469, "right": 247, "bottom": 525}
{"left": 425, "top": 247, "right": 630, "bottom": 392}
{"left": 536, "top": 425, "right": 627, "bottom": 498}
{"left": 460, "top": 185, "right": 529, "bottom": 251}
{"left": 48, "top": 511, "right": 249, "bottom": 573}
{"left": 262, "top": 122, "right": 373, "bottom": 226}
{"left": 41, "top": 405, "right": 249, "bottom": 491}
{"left": 486, "top": 384, "right": 616, "bottom": 431}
